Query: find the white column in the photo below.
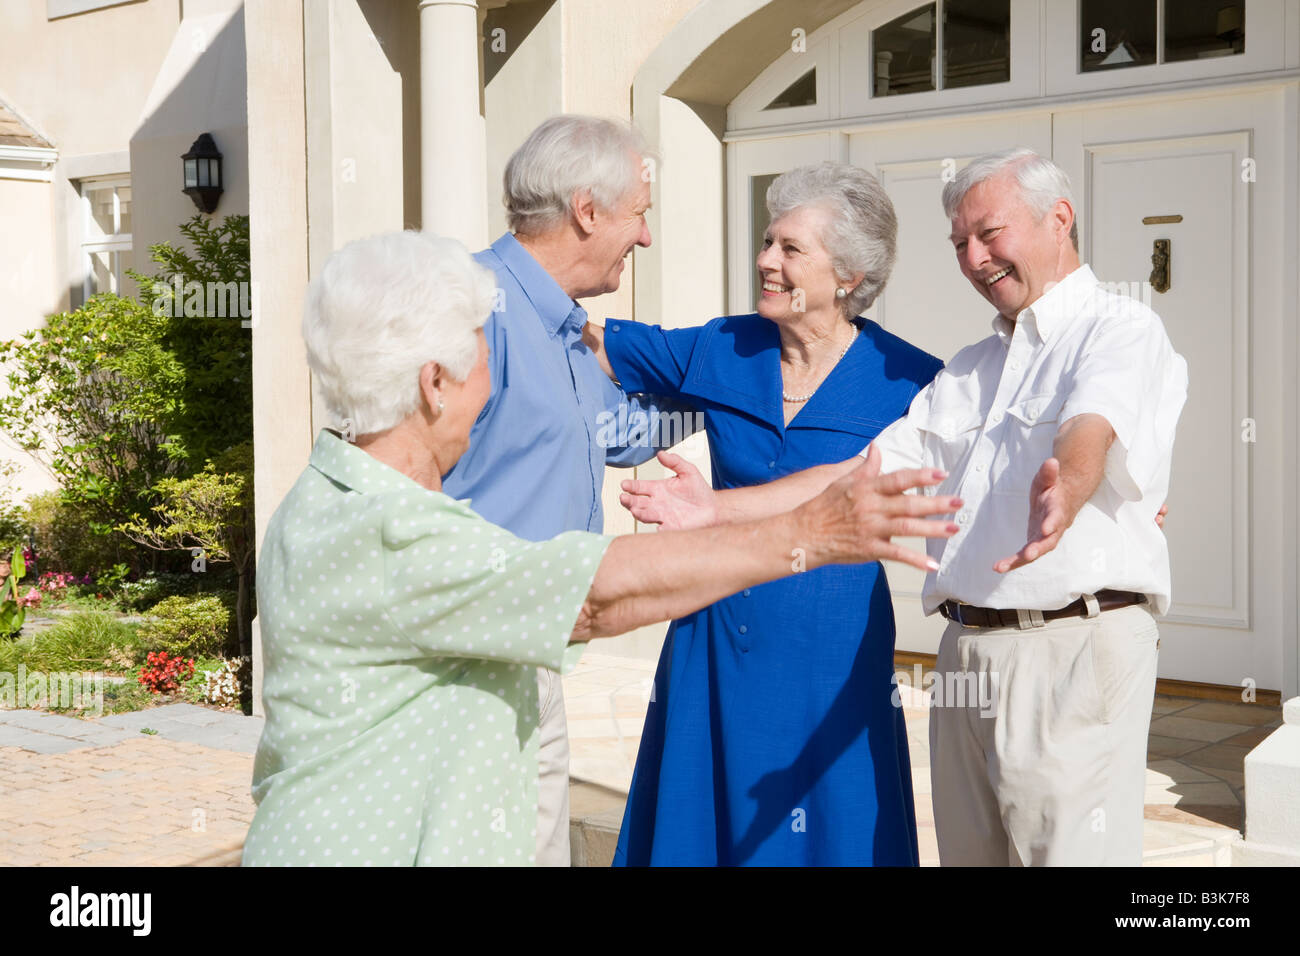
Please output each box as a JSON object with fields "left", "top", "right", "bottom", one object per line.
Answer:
{"left": 419, "top": 0, "right": 487, "bottom": 250}
{"left": 1233, "top": 697, "right": 1300, "bottom": 866}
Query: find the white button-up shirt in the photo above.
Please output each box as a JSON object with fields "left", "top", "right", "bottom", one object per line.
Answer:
{"left": 861, "top": 264, "right": 1188, "bottom": 615}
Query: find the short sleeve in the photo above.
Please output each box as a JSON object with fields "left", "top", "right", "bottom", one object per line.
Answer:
{"left": 1059, "top": 311, "right": 1188, "bottom": 500}
{"left": 381, "top": 496, "right": 612, "bottom": 672}
{"left": 604, "top": 320, "right": 706, "bottom": 397}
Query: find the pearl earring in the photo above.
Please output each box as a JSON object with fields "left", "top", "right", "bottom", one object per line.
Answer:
{"left": 835, "top": 288, "right": 847, "bottom": 299}
{"left": 437, "top": 399, "right": 445, "bottom": 414}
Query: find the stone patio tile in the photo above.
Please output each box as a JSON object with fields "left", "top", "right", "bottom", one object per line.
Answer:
{"left": 1147, "top": 734, "right": 1204, "bottom": 758}
{"left": 1176, "top": 700, "right": 1283, "bottom": 727}
{"left": 1219, "top": 724, "right": 1281, "bottom": 749}
{"left": 1178, "top": 743, "right": 1253, "bottom": 775}
{"left": 1144, "top": 780, "right": 1239, "bottom": 807}
{"left": 1147, "top": 715, "right": 1245, "bottom": 744}
{"left": 0, "top": 710, "right": 98, "bottom": 736}
{"left": 1146, "top": 759, "right": 1217, "bottom": 784}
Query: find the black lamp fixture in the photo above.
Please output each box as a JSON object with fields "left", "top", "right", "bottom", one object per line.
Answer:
{"left": 182, "top": 133, "right": 223, "bottom": 213}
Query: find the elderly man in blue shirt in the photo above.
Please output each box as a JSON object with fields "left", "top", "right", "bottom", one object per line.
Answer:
{"left": 441, "top": 115, "right": 693, "bottom": 866}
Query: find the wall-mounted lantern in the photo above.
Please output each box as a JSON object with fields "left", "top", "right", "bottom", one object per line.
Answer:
{"left": 182, "top": 133, "right": 223, "bottom": 213}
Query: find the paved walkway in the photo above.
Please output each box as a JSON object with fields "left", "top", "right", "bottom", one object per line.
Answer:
{"left": 0, "top": 656, "right": 1283, "bottom": 866}
{"left": 0, "top": 704, "right": 260, "bottom": 866}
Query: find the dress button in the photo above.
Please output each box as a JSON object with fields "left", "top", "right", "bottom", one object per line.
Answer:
{"left": 743, "top": 589, "right": 751, "bottom": 597}
{"left": 610, "top": 323, "right": 621, "bottom": 332}
{"left": 739, "top": 625, "right": 748, "bottom": 634}
{"left": 768, "top": 460, "right": 776, "bottom": 469}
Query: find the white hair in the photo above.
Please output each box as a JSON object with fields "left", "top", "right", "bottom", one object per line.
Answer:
{"left": 942, "top": 147, "right": 1078, "bottom": 249}
{"left": 766, "top": 162, "right": 897, "bottom": 319}
{"left": 503, "top": 114, "right": 654, "bottom": 236}
{"left": 301, "top": 231, "right": 495, "bottom": 436}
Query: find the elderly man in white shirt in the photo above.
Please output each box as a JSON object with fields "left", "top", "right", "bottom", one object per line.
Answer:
{"left": 619, "top": 147, "right": 1187, "bottom": 866}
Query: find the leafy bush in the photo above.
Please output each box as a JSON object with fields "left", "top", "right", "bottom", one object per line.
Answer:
{"left": 24, "top": 490, "right": 132, "bottom": 579}
{"left": 137, "top": 594, "right": 232, "bottom": 659}
{"left": 0, "top": 610, "right": 142, "bottom": 674}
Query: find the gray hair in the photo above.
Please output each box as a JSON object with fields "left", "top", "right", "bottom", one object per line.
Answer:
{"left": 942, "top": 147, "right": 1078, "bottom": 249}
{"left": 503, "top": 115, "right": 654, "bottom": 236}
{"left": 302, "top": 231, "right": 495, "bottom": 436}
{"left": 766, "top": 162, "right": 897, "bottom": 319}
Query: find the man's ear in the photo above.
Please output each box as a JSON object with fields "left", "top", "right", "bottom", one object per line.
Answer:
{"left": 570, "top": 188, "right": 597, "bottom": 237}
{"left": 1052, "top": 197, "right": 1075, "bottom": 246}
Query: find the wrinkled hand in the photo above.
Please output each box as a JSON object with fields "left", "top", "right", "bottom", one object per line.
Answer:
{"left": 994, "top": 457, "right": 1070, "bottom": 573}
{"left": 808, "top": 445, "right": 961, "bottom": 572}
{"left": 620, "top": 451, "right": 717, "bottom": 530}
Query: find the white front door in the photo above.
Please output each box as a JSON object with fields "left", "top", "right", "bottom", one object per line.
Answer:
{"left": 1055, "top": 90, "right": 1288, "bottom": 693}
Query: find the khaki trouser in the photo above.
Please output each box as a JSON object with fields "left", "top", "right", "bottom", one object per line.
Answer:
{"left": 535, "top": 665, "right": 571, "bottom": 866}
{"left": 929, "top": 604, "right": 1159, "bottom": 866}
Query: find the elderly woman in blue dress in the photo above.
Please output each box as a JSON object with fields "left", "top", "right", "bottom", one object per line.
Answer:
{"left": 583, "top": 162, "right": 944, "bottom": 866}
{"left": 241, "top": 229, "right": 958, "bottom": 866}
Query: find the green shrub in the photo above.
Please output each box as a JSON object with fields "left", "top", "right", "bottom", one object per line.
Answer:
{"left": 0, "top": 611, "right": 143, "bottom": 673}
{"left": 24, "top": 491, "right": 125, "bottom": 577}
{"left": 138, "top": 594, "right": 233, "bottom": 659}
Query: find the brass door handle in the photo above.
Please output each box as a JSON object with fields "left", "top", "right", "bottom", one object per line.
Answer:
{"left": 1149, "top": 239, "right": 1170, "bottom": 294}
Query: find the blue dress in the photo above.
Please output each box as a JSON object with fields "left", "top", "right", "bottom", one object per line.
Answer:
{"left": 604, "top": 314, "right": 943, "bottom": 866}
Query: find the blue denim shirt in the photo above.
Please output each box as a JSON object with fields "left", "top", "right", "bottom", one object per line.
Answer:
{"left": 441, "top": 233, "right": 695, "bottom": 541}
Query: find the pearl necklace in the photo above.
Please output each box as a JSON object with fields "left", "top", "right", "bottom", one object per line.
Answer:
{"left": 782, "top": 326, "right": 859, "bottom": 403}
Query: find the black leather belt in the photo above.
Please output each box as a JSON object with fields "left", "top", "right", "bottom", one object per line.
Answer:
{"left": 938, "top": 589, "right": 1147, "bottom": 629}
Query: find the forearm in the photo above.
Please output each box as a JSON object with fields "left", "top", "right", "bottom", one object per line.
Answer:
{"left": 713, "top": 459, "right": 856, "bottom": 524}
{"left": 1052, "top": 413, "right": 1114, "bottom": 521}
{"left": 573, "top": 512, "right": 817, "bottom": 641}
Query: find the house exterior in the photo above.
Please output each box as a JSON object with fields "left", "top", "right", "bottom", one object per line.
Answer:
{"left": 3, "top": 0, "right": 1299, "bottom": 710}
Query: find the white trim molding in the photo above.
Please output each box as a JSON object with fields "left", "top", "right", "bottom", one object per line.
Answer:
{"left": 0, "top": 145, "right": 57, "bottom": 182}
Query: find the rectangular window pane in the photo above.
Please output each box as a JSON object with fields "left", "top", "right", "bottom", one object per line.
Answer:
{"left": 86, "top": 185, "right": 116, "bottom": 241}
{"left": 873, "top": 3, "right": 936, "bottom": 96}
{"left": 1080, "top": 0, "right": 1157, "bottom": 72}
{"left": 117, "top": 186, "right": 132, "bottom": 236}
{"left": 88, "top": 249, "right": 112, "bottom": 296}
{"left": 1165, "top": 0, "right": 1244, "bottom": 62}
{"left": 944, "top": 0, "right": 1010, "bottom": 90}
{"left": 750, "top": 173, "right": 779, "bottom": 308}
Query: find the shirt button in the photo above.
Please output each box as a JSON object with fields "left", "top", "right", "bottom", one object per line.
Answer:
{"left": 1009, "top": 360, "right": 1022, "bottom": 371}
{"left": 989, "top": 412, "right": 1002, "bottom": 425}
{"left": 768, "top": 460, "right": 776, "bottom": 469}
{"left": 957, "top": 511, "right": 970, "bottom": 525}
{"left": 610, "top": 323, "right": 620, "bottom": 332}
{"left": 743, "top": 589, "right": 751, "bottom": 597}
{"left": 975, "top": 462, "right": 986, "bottom": 472}
{"left": 739, "top": 625, "right": 748, "bottom": 634}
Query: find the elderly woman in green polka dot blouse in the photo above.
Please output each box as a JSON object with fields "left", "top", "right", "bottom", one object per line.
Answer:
{"left": 241, "top": 230, "right": 960, "bottom": 867}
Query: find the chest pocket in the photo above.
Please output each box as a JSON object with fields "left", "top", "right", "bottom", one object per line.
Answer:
{"left": 993, "top": 391, "right": 1068, "bottom": 494}
{"left": 908, "top": 404, "right": 985, "bottom": 477}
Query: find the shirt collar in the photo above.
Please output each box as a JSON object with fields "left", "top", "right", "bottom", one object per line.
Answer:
{"left": 991, "top": 263, "right": 1097, "bottom": 347}
{"left": 308, "top": 430, "right": 475, "bottom": 520}
{"left": 489, "top": 232, "right": 586, "bottom": 336}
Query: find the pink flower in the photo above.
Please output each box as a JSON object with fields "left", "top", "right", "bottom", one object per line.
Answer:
{"left": 18, "top": 588, "right": 41, "bottom": 608}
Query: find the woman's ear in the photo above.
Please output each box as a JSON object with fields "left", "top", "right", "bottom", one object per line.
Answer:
{"left": 418, "top": 361, "right": 444, "bottom": 417}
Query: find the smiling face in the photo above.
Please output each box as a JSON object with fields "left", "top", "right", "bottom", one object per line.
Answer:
{"left": 755, "top": 204, "right": 846, "bottom": 325}
{"left": 587, "top": 168, "right": 652, "bottom": 296}
{"left": 949, "top": 174, "right": 1075, "bottom": 322}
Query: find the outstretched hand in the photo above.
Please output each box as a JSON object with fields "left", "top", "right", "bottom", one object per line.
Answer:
{"left": 809, "top": 444, "right": 962, "bottom": 573}
{"left": 994, "top": 457, "right": 1070, "bottom": 573}
{"left": 620, "top": 451, "right": 717, "bottom": 530}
